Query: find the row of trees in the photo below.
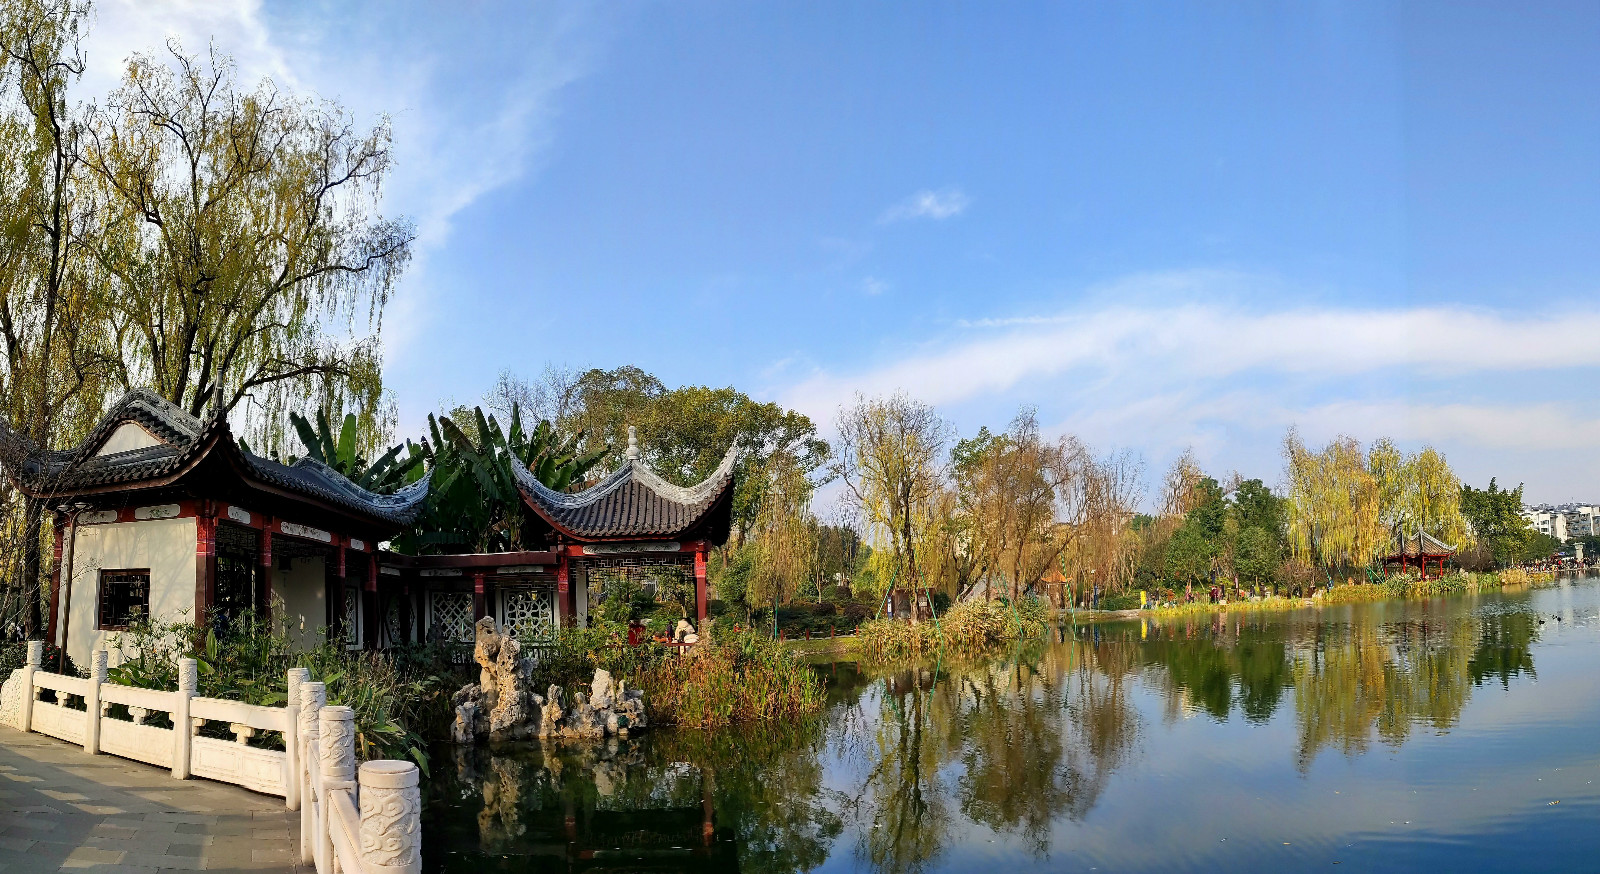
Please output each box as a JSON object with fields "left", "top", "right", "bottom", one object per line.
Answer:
{"left": 0, "top": 0, "right": 411, "bottom": 634}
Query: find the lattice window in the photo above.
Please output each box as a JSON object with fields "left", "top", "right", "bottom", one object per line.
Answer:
{"left": 579, "top": 556, "right": 692, "bottom": 608}
{"left": 429, "top": 591, "right": 473, "bottom": 643}
{"left": 501, "top": 588, "right": 555, "bottom": 642}
{"left": 385, "top": 598, "right": 404, "bottom": 645}
{"left": 343, "top": 587, "right": 360, "bottom": 647}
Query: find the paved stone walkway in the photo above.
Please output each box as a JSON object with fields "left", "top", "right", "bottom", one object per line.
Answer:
{"left": 0, "top": 724, "right": 303, "bottom": 873}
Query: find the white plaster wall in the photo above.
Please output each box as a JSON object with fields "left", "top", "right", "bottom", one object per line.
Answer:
{"left": 62, "top": 518, "right": 196, "bottom": 667}
{"left": 276, "top": 555, "right": 328, "bottom": 651}
{"left": 96, "top": 422, "right": 163, "bottom": 455}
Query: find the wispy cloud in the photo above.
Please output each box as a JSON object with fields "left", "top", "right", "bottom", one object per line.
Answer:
{"left": 879, "top": 188, "right": 970, "bottom": 223}
{"left": 777, "top": 270, "right": 1600, "bottom": 499}
{"left": 783, "top": 301, "right": 1600, "bottom": 417}
{"left": 83, "top": 1, "right": 599, "bottom": 386}
{"left": 861, "top": 276, "right": 889, "bottom": 296}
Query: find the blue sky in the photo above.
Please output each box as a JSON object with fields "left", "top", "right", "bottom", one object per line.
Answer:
{"left": 84, "top": 1, "right": 1600, "bottom": 505}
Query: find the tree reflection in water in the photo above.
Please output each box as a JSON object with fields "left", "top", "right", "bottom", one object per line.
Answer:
{"left": 424, "top": 598, "right": 1543, "bottom": 873}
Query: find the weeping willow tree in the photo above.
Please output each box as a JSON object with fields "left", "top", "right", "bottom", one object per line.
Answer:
{"left": 747, "top": 448, "right": 819, "bottom": 607}
{"left": 832, "top": 392, "right": 949, "bottom": 622}
{"left": 80, "top": 41, "right": 413, "bottom": 455}
{"left": 1283, "top": 430, "right": 1385, "bottom": 577}
{"left": 1286, "top": 430, "right": 1468, "bottom": 580}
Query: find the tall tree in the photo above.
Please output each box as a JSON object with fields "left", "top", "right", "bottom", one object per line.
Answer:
{"left": 524, "top": 365, "right": 828, "bottom": 544}
{"left": 81, "top": 42, "right": 412, "bottom": 451}
{"left": 832, "top": 392, "right": 949, "bottom": 622}
{"left": 0, "top": 0, "right": 114, "bottom": 634}
{"left": 1283, "top": 430, "right": 1384, "bottom": 577}
{"left": 949, "top": 408, "right": 1086, "bottom": 603}
{"left": 1459, "top": 478, "right": 1532, "bottom": 566}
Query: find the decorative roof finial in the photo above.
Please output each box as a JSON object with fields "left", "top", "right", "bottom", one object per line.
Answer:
{"left": 626, "top": 425, "right": 640, "bottom": 461}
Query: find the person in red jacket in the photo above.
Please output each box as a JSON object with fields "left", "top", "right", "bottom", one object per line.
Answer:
{"left": 627, "top": 617, "right": 646, "bottom": 646}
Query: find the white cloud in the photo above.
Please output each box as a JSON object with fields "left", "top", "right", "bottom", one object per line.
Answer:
{"left": 861, "top": 276, "right": 889, "bottom": 296}
{"left": 80, "top": 0, "right": 599, "bottom": 423}
{"left": 777, "top": 272, "right": 1600, "bottom": 501}
{"left": 83, "top": 0, "right": 294, "bottom": 97}
{"left": 782, "top": 299, "right": 1600, "bottom": 418}
{"left": 879, "top": 187, "right": 970, "bottom": 223}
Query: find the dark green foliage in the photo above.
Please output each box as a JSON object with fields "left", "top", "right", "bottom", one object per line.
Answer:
{"left": 393, "top": 404, "right": 607, "bottom": 555}
{"left": 1098, "top": 592, "right": 1141, "bottom": 611}
{"left": 1164, "top": 477, "right": 1226, "bottom": 586}
{"left": 1523, "top": 531, "right": 1563, "bottom": 561}
{"left": 0, "top": 640, "right": 74, "bottom": 676}
{"left": 103, "top": 614, "right": 464, "bottom": 771}
{"left": 1459, "top": 479, "right": 1534, "bottom": 566}
{"left": 288, "top": 410, "right": 425, "bottom": 494}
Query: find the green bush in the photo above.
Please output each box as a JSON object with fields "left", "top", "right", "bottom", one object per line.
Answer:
{"left": 1097, "top": 592, "right": 1142, "bottom": 611}
{"left": 517, "top": 625, "right": 824, "bottom": 729}
{"left": 855, "top": 597, "right": 1049, "bottom": 661}
{"left": 0, "top": 639, "right": 76, "bottom": 676}
{"left": 103, "top": 612, "right": 463, "bottom": 772}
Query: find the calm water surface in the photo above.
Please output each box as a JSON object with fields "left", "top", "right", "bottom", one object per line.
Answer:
{"left": 423, "top": 576, "right": 1600, "bottom": 872}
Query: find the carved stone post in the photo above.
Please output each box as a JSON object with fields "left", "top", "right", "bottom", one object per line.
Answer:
{"left": 84, "top": 649, "right": 106, "bottom": 755}
{"left": 285, "top": 667, "right": 308, "bottom": 812}
{"left": 20, "top": 641, "right": 42, "bottom": 732}
{"left": 171, "top": 658, "right": 198, "bottom": 779}
{"left": 319, "top": 705, "right": 356, "bottom": 868}
{"left": 358, "top": 760, "right": 422, "bottom": 874}
{"left": 300, "top": 681, "right": 326, "bottom": 866}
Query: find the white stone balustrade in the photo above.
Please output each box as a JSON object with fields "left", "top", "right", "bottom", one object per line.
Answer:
{"left": 0, "top": 642, "right": 423, "bottom": 874}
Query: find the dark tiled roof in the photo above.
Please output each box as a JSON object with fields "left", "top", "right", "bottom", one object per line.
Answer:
{"left": 0, "top": 388, "right": 428, "bottom": 528}
{"left": 512, "top": 444, "right": 737, "bottom": 542}
{"left": 1390, "top": 529, "right": 1456, "bottom": 557}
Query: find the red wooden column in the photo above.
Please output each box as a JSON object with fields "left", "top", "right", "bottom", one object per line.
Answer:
{"left": 363, "top": 550, "right": 379, "bottom": 650}
{"left": 329, "top": 542, "right": 348, "bottom": 645}
{"left": 47, "top": 518, "right": 63, "bottom": 646}
{"left": 473, "top": 572, "right": 487, "bottom": 622}
{"left": 257, "top": 519, "right": 274, "bottom": 619}
{"left": 195, "top": 505, "right": 217, "bottom": 629}
{"left": 556, "top": 556, "right": 571, "bottom": 628}
{"left": 694, "top": 546, "right": 708, "bottom": 629}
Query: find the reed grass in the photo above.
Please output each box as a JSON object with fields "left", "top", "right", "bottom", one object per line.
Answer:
{"left": 854, "top": 598, "right": 1050, "bottom": 662}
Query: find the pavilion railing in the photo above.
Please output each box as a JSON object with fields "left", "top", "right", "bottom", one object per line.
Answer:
{"left": 1, "top": 641, "right": 421, "bottom": 874}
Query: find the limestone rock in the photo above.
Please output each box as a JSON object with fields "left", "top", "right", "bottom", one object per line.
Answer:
{"left": 451, "top": 665, "right": 648, "bottom": 743}
{"left": 590, "top": 669, "right": 614, "bottom": 711}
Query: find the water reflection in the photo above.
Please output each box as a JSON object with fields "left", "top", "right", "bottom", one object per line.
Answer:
{"left": 425, "top": 582, "right": 1600, "bottom": 873}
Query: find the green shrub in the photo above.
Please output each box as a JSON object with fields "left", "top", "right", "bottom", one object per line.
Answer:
{"left": 855, "top": 597, "right": 1049, "bottom": 661}
{"left": 102, "top": 611, "right": 463, "bottom": 772}
{"left": 519, "top": 626, "right": 824, "bottom": 729}
{"left": 635, "top": 632, "right": 825, "bottom": 728}
{"left": 1097, "top": 592, "right": 1142, "bottom": 611}
{"left": 1, "top": 639, "right": 78, "bottom": 676}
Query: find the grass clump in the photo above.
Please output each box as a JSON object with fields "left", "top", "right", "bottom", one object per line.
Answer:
{"left": 518, "top": 625, "right": 826, "bottom": 730}
{"left": 854, "top": 597, "right": 1049, "bottom": 662}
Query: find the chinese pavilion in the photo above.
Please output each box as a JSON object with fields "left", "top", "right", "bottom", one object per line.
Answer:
{"left": 1380, "top": 529, "right": 1456, "bottom": 580}
{"left": 0, "top": 391, "right": 735, "bottom": 663}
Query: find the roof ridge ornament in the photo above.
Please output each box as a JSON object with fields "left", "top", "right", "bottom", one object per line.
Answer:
{"left": 625, "top": 425, "right": 640, "bottom": 461}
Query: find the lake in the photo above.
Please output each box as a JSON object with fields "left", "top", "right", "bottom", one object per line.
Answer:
{"left": 422, "top": 575, "right": 1600, "bottom": 873}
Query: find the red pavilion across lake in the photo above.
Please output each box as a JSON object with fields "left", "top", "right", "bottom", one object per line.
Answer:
{"left": 1380, "top": 530, "right": 1456, "bottom": 580}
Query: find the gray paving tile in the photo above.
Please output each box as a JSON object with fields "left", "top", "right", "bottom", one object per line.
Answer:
{"left": 0, "top": 725, "right": 305, "bottom": 873}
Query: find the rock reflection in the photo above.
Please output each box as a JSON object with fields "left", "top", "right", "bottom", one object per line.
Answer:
{"left": 428, "top": 721, "right": 840, "bottom": 873}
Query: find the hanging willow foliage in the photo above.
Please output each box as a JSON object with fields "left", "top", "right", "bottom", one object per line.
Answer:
{"left": 1284, "top": 430, "right": 1468, "bottom": 572}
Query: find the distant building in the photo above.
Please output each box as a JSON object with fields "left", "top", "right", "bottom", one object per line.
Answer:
{"left": 1520, "top": 503, "right": 1600, "bottom": 543}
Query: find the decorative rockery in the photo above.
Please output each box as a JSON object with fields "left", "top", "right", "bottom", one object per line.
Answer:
{"left": 450, "top": 617, "right": 647, "bottom": 743}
